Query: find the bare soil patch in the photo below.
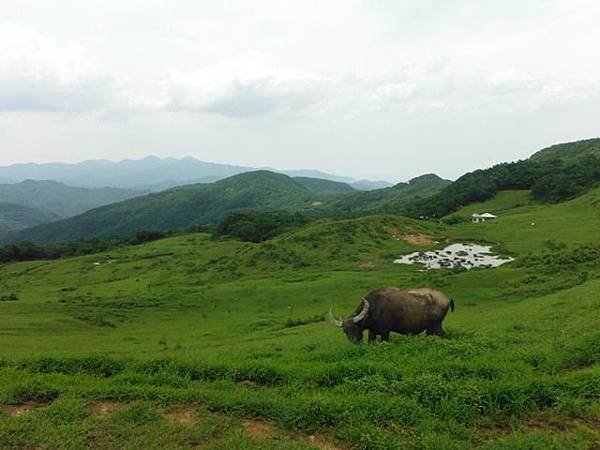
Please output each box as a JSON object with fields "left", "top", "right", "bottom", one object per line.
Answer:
{"left": 89, "top": 400, "right": 123, "bottom": 418}
{"left": 165, "top": 405, "right": 198, "bottom": 425}
{"left": 384, "top": 225, "right": 435, "bottom": 246}
{"left": 522, "top": 415, "right": 600, "bottom": 434}
{"left": 402, "top": 232, "right": 435, "bottom": 246}
{"left": 477, "top": 414, "right": 600, "bottom": 439}
{"left": 243, "top": 418, "right": 274, "bottom": 440}
{"left": 306, "top": 433, "right": 348, "bottom": 450}
{"left": 4, "top": 402, "right": 48, "bottom": 417}
{"left": 358, "top": 260, "right": 377, "bottom": 268}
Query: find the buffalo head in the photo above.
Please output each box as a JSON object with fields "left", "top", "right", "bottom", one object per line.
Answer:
{"left": 328, "top": 299, "right": 369, "bottom": 343}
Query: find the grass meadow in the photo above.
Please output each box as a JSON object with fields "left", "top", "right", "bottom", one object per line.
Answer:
{"left": 0, "top": 190, "right": 599, "bottom": 449}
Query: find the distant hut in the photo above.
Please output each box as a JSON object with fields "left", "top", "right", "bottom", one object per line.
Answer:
{"left": 472, "top": 213, "right": 497, "bottom": 223}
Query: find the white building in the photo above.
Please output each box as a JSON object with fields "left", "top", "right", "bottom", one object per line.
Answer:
{"left": 472, "top": 212, "right": 497, "bottom": 223}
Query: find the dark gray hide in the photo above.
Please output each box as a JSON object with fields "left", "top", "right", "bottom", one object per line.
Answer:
{"left": 329, "top": 287, "right": 455, "bottom": 343}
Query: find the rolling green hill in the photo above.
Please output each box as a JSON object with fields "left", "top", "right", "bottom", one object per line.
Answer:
{"left": 0, "top": 187, "right": 598, "bottom": 448}
{"left": 292, "top": 176, "right": 356, "bottom": 194}
{"left": 0, "top": 171, "right": 316, "bottom": 244}
{"left": 0, "top": 202, "right": 58, "bottom": 232}
{"left": 0, "top": 179, "right": 144, "bottom": 218}
{"left": 403, "top": 139, "right": 600, "bottom": 218}
{"left": 1, "top": 171, "right": 447, "bottom": 245}
{"left": 324, "top": 173, "right": 452, "bottom": 216}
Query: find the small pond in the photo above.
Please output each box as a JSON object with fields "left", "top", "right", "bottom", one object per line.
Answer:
{"left": 394, "top": 243, "right": 513, "bottom": 270}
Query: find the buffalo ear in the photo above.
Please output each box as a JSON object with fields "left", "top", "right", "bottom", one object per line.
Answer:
{"left": 353, "top": 299, "right": 369, "bottom": 323}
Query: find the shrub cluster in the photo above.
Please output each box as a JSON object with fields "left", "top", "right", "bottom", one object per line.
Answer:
{"left": 214, "top": 210, "right": 308, "bottom": 243}
{"left": 0, "top": 229, "right": 170, "bottom": 264}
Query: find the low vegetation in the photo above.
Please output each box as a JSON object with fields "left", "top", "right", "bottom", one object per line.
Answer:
{"left": 1, "top": 186, "right": 599, "bottom": 448}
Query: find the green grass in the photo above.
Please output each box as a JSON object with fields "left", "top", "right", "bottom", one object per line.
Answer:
{"left": 0, "top": 189, "right": 599, "bottom": 448}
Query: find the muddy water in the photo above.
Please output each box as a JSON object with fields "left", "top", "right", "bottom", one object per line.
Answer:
{"left": 394, "top": 243, "right": 513, "bottom": 270}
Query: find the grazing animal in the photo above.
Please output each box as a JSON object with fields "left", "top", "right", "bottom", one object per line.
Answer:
{"left": 329, "top": 287, "right": 455, "bottom": 343}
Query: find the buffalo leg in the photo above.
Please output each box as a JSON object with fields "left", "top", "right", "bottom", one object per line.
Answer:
{"left": 381, "top": 330, "right": 390, "bottom": 341}
{"left": 368, "top": 330, "right": 377, "bottom": 343}
{"left": 427, "top": 321, "right": 446, "bottom": 336}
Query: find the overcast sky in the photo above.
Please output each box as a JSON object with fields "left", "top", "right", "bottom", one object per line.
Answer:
{"left": 1, "top": 0, "right": 599, "bottom": 182}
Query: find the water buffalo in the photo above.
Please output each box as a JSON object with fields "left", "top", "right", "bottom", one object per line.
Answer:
{"left": 328, "top": 287, "right": 455, "bottom": 343}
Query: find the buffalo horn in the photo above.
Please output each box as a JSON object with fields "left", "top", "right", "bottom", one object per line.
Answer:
{"left": 328, "top": 308, "right": 343, "bottom": 327}
{"left": 352, "top": 299, "right": 370, "bottom": 323}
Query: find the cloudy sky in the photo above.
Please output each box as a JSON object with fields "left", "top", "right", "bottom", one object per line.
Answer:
{"left": 1, "top": 0, "right": 599, "bottom": 182}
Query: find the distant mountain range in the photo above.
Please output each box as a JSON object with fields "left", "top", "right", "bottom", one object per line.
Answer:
{"left": 0, "top": 156, "right": 392, "bottom": 191}
{"left": 0, "top": 170, "right": 449, "bottom": 244}
{"left": 1, "top": 137, "right": 599, "bottom": 246}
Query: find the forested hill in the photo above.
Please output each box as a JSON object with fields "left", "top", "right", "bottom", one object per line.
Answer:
{"left": 0, "top": 180, "right": 144, "bottom": 218}
{"left": 0, "top": 203, "right": 58, "bottom": 232}
{"left": 0, "top": 170, "right": 448, "bottom": 245}
{"left": 322, "top": 174, "right": 452, "bottom": 216}
{"left": 530, "top": 137, "right": 600, "bottom": 163}
{"left": 0, "top": 171, "right": 316, "bottom": 244}
{"left": 292, "top": 177, "right": 355, "bottom": 194}
{"left": 401, "top": 138, "right": 600, "bottom": 218}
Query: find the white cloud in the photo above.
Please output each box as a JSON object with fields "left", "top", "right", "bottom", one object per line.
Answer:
{"left": 0, "top": 23, "right": 114, "bottom": 111}
{"left": 161, "top": 53, "right": 600, "bottom": 120}
{"left": 164, "top": 53, "right": 324, "bottom": 117}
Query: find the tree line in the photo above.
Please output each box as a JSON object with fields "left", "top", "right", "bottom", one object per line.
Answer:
{"left": 402, "top": 154, "right": 600, "bottom": 218}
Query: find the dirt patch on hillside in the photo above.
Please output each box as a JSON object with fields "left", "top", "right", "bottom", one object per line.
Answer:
{"left": 4, "top": 402, "right": 48, "bottom": 417}
{"left": 306, "top": 433, "right": 349, "bottom": 450}
{"left": 384, "top": 226, "right": 435, "bottom": 246}
{"left": 89, "top": 401, "right": 123, "bottom": 418}
{"left": 402, "top": 233, "right": 435, "bottom": 246}
{"left": 384, "top": 225, "right": 402, "bottom": 239}
{"left": 478, "top": 413, "right": 600, "bottom": 438}
{"left": 165, "top": 405, "right": 198, "bottom": 425}
{"left": 358, "top": 260, "right": 377, "bottom": 268}
{"left": 522, "top": 415, "right": 600, "bottom": 434}
{"left": 243, "top": 418, "right": 274, "bottom": 440}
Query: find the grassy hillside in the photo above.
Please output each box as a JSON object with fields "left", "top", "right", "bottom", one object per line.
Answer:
{"left": 292, "top": 177, "right": 356, "bottom": 194}
{"left": 0, "top": 202, "right": 58, "bottom": 232}
{"left": 0, "top": 179, "right": 144, "bottom": 218}
{"left": 403, "top": 140, "right": 600, "bottom": 218}
{"left": 0, "top": 188, "right": 598, "bottom": 448}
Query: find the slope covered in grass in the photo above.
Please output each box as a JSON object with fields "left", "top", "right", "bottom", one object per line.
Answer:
{"left": 0, "top": 189, "right": 598, "bottom": 448}
{"left": 403, "top": 139, "right": 600, "bottom": 219}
